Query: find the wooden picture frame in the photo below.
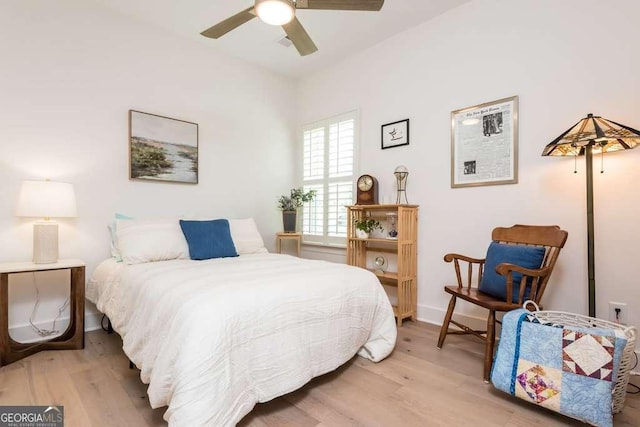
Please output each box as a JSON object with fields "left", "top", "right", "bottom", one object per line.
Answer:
{"left": 129, "top": 110, "right": 199, "bottom": 184}
{"left": 451, "top": 96, "right": 518, "bottom": 188}
{"left": 381, "top": 119, "right": 409, "bottom": 149}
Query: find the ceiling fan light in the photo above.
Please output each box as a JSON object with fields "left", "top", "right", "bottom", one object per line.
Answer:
{"left": 255, "top": 0, "right": 295, "bottom": 26}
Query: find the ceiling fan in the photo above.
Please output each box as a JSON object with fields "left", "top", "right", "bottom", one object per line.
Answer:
{"left": 200, "top": 0, "right": 385, "bottom": 56}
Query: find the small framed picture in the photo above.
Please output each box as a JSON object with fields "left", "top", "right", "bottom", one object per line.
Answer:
{"left": 381, "top": 119, "right": 409, "bottom": 150}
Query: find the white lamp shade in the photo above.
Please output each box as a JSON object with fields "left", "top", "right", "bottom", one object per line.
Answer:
{"left": 16, "top": 180, "right": 77, "bottom": 218}
{"left": 255, "top": 0, "right": 295, "bottom": 26}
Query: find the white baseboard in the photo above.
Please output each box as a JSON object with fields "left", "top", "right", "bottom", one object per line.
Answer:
{"left": 85, "top": 311, "right": 103, "bottom": 331}
{"left": 7, "top": 303, "right": 472, "bottom": 343}
{"left": 416, "top": 302, "right": 487, "bottom": 331}
{"left": 12, "top": 306, "right": 639, "bottom": 369}
{"left": 8, "top": 311, "right": 105, "bottom": 343}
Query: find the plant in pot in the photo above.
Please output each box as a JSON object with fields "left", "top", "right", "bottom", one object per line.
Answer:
{"left": 354, "top": 218, "right": 383, "bottom": 239}
{"left": 277, "top": 188, "right": 316, "bottom": 233}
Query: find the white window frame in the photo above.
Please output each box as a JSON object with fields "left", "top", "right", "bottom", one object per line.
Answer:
{"left": 301, "top": 110, "right": 359, "bottom": 247}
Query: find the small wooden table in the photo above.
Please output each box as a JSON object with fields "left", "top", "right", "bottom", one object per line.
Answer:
{"left": 0, "top": 259, "right": 85, "bottom": 366}
{"left": 275, "top": 232, "right": 302, "bottom": 257}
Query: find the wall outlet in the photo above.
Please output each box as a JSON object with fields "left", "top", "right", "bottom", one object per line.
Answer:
{"left": 608, "top": 301, "right": 627, "bottom": 324}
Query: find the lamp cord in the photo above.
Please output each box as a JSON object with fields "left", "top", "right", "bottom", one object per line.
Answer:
{"left": 29, "top": 272, "right": 70, "bottom": 337}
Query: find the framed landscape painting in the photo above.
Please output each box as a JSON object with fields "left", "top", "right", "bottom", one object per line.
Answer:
{"left": 129, "top": 110, "right": 199, "bottom": 184}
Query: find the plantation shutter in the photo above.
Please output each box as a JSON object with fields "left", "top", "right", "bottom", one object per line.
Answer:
{"left": 302, "top": 111, "right": 358, "bottom": 245}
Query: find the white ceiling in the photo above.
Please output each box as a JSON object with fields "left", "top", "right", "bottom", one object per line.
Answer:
{"left": 92, "top": 0, "right": 470, "bottom": 78}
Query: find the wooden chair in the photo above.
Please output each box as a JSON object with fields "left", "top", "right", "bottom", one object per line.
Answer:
{"left": 436, "top": 224, "right": 568, "bottom": 382}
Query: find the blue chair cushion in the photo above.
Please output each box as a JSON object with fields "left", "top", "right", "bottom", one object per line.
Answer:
{"left": 179, "top": 219, "right": 238, "bottom": 260}
{"left": 479, "top": 241, "right": 545, "bottom": 302}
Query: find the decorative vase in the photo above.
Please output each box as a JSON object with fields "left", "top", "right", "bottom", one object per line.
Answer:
{"left": 386, "top": 212, "right": 398, "bottom": 240}
{"left": 355, "top": 229, "right": 369, "bottom": 239}
{"left": 282, "top": 210, "right": 297, "bottom": 233}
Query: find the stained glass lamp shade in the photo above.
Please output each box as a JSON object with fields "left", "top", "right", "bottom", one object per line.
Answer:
{"left": 542, "top": 114, "right": 640, "bottom": 317}
{"left": 542, "top": 114, "right": 640, "bottom": 156}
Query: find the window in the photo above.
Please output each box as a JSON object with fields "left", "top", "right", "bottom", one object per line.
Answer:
{"left": 302, "top": 111, "right": 358, "bottom": 246}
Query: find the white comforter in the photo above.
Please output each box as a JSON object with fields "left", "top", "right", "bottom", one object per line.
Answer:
{"left": 87, "top": 254, "right": 397, "bottom": 426}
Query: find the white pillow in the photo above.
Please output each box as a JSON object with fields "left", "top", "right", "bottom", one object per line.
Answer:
{"left": 228, "top": 218, "right": 268, "bottom": 255}
{"left": 108, "top": 213, "right": 133, "bottom": 262}
{"left": 108, "top": 222, "right": 120, "bottom": 261}
{"left": 116, "top": 218, "right": 189, "bottom": 264}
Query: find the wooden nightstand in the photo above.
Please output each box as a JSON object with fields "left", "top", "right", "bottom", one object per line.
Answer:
{"left": 276, "top": 232, "right": 302, "bottom": 257}
{"left": 0, "top": 259, "right": 85, "bottom": 366}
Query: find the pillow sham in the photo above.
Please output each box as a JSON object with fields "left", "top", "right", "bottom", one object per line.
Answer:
{"left": 179, "top": 219, "right": 238, "bottom": 260}
{"left": 479, "top": 241, "right": 545, "bottom": 302}
{"left": 116, "top": 218, "right": 189, "bottom": 265}
{"left": 108, "top": 213, "right": 133, "bottom": 262}
{"left": 228, "top": 218, "right": 268, "bottom": 255}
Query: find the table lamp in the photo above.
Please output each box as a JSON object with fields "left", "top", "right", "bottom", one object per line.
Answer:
{"left": 16, "top": 180, "right": 77, "bottom": 264}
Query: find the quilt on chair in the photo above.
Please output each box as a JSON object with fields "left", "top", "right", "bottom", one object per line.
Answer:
{"left": 491, "top": 309, "right": 628, "bottom": 427}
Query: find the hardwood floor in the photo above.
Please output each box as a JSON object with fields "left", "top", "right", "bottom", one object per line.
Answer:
{"left": 1, "top": 321, "right": 638, "bottom": 426}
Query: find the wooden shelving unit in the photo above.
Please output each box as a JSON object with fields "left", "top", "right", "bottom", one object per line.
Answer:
{"left": 346, "top": 204, "right": 419, "bottom": 327}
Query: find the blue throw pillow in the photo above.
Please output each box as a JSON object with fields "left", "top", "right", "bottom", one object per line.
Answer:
{"left": 179, "top": 219, "right": 239, "bottom": 260}
{"left": 479, "top": 241, "right": 545, "bottom": 302}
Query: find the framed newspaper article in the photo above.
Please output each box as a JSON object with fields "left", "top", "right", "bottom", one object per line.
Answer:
{"left": 451, "top": 96, "right": 518, "bottom": 188}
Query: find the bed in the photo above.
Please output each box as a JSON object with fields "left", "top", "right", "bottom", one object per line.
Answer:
{"left": 87, "top": 217, "right": 397, "bottom": 426}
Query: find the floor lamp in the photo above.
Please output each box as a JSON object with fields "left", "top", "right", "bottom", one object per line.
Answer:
{"left": 542, "top": 114, "right": 640, "bottom": 317}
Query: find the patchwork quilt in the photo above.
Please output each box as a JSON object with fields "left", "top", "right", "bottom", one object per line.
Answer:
{"left": 491, "top": 309, "right": 628, "bottom": 427}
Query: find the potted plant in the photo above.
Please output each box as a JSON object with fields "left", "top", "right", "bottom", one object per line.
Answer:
{"left": 277, "top": 188, "right": 316, "bottom": 233}
{"left": 354, "top": 218, "right": 382, "bottom": 239}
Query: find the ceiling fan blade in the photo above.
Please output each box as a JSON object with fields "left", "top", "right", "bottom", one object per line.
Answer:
{"left": 296, "top": 0, "right": 384, "bottom": 11}
{"left": 200, "top": 6, "right": 256, "bottom": 39}
{"left": 282, "top": 17, "right": 318, "bottom": 56}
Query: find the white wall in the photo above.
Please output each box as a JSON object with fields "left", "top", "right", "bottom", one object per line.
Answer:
{"left": 297, "top": 0, "right": 640, "bottom": 328}
{"left": 3, "top": 0, "right": 638, "bottom": 341}
{"left": 0, "top": 0, "right": 297, "bottom": 339}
